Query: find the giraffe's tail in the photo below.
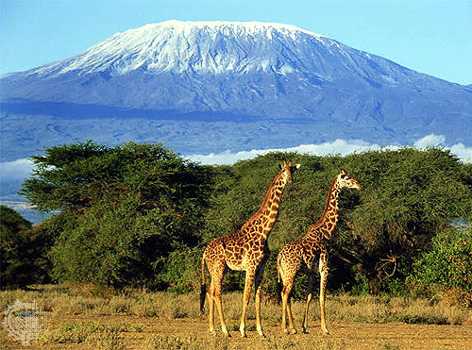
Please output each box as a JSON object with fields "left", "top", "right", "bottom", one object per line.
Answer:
{"left": 276, "top": 252, "right": 283, "bottom": 304}
{"left": 199, "top": 252, "right": 207, "bottom": 316}
{"left": 276, "top": 252, "right": 282, "bottom": 283}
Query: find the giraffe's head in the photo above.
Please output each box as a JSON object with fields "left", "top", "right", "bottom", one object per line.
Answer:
{"left": 279, "top": 161, "right": 301, "bottom": 184}
{"left": 337, "top": 169, "right": 361, "bottom": 190}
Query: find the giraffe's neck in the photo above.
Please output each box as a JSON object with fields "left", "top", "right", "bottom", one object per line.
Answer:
{"left": 242, "top": 172, "right": 287, "bottom": 239}
{"left": 304, "top": 179, "right": 341, "bottom": 242}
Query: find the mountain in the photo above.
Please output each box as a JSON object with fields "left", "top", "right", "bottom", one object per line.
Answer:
{"left": 1, "top": 20, "right": 471, "bottom": 161}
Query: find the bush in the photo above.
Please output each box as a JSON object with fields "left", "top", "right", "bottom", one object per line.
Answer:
{"left": 157, "top": 247, "right": 201, "bottom": 293}
{"left": 0, "top": 206, "right": 32, "bottom": 288}
{"left": 410, "top": 226, "right": 472, "bottom": 295}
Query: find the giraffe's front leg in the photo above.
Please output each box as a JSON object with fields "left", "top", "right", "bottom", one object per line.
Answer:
{"left": 240, "top": 270, "right": 255, "bottom": 337}
{"left": 254, "top": 264, "right": 266, "bottom": 337}
{"left": 319, "top": 251, "right": 330, "bottom": 335}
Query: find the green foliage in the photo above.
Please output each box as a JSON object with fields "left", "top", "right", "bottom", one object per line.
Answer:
{"left": 199, "top": 148, "right": 472, "bottom": 296}
{"left": 411, "top": 226, "right": 472, "bottom": 293}
{"left": 21, "top": 141, "right": 109, "bottom": 211}
{"left": 158, "top": 247, "right": 201, "bottom": 293}
{"left": 343, "top": 148, "right": 472, "bottom": 293}
{"left": 0, "top": 205, "right": 62, "bottom": 288}
{"left": 17, "top": 142, "right": 472, "bottom": 296}
{"left": 0, "top": 205, "right": 32, "bottom": 288}
{"left": 24, "top": 142, "right": 213, "bottom": 288}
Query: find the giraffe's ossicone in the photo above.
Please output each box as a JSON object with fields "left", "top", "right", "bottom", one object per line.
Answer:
{"left": 200, "top": 161, "right": 300, "bottom": 337}
{"left": 277, "top": 169, "right": 361, "bottom": 335}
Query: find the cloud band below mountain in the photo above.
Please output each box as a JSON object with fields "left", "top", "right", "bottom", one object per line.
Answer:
{"left": 187, "top": 134, "right": 472, "bottom": 164}
{"left": 1, "top": 135, "right": 471, "bottom": 183}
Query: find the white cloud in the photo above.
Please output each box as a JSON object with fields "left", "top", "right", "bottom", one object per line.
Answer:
{"left": 0, "top": 158, "right": 34, "bottom": 179}
{"left": 413, "top": 134, "right": 446, "bottom": 148}
{"left": 449, "top": 143, "right": 472, "bottom": 163}
{"left": 188, "top": 139, "right": 398, "bottom": 165}
{"left": 188, "top": 134, "right": 472, "bottom": 165}
{"left": 1, "top": 135, "right": 471, "bottom": 184}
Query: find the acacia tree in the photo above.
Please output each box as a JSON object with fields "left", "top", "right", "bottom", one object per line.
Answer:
{"left": 21, "top": 142, "right": 214, "bottom": 288}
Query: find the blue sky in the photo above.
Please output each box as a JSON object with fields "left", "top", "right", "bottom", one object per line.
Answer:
{"left": 1, "top": 0, "right": 471, "bottom": 84}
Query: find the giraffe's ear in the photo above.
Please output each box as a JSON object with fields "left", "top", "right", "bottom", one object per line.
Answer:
{"left": 340, "top": 169, "right": 347, "bottom": 176}
{"left": 278, "top": 162, "right": 284, "bottom": 170}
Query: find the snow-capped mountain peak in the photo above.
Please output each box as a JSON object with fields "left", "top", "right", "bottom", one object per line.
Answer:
{"left": 1, "top": 20, "right": 471, "bottom": 163}
{"left": 30, "top": 20, "right": 339, "bottom": 77}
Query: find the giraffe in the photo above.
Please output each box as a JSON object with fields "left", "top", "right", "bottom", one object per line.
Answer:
{"left": 200, "top": 161, "right": 301, "bottom": 337}
{"left": 277, "top": 169, "right": 360, "bottom": 335}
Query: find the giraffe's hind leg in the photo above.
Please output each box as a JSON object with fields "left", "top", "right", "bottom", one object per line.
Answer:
{"left": 207, "top": 282, "right": 215, "bottom": 335}
{"left": 280, "top": 273, "right": 297, "bottom": 335}
{"left": 302, "top": 269, "right": 316, "bottom": 333}
{"left": 208, "top": 260, "right": 230, "bottom": 337}
{"left": 287, "top": 294, "right": 297, "bottom": 334}
{"left": 240, "top": 269, "right": 255, "bottom": 337}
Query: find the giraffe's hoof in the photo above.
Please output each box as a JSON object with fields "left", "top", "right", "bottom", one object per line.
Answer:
{"left": 322, "top": 329, "right": 330, "bottom": 336}
{"left": 283, "top": 328, "right": 289, "bottom": 335}
{"left": 240, "top": 325, "right": 247, "bottom": 338}
{"left": 289, "top": 328, "right": 297, "bottom": 335}
{"left": 302, "top": 328, "right": 310, "bottom": 334}
{"left": 258, "top": 331, "right": 266, "bottom": 338}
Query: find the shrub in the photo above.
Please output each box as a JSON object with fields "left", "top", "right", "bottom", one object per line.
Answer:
{"left": 410, "top": 226, "right": 472, "bottom": 297}
{"left": 158, "top": 247, "right": 201, "bottom": 292}
{"left": 0, "top": 206, "right": 32, "bottom": 288}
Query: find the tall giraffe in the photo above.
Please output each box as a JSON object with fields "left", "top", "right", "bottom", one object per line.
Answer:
{"left": 200, "top": 161, "right": 300, "bottom": 337}
{"left": 277, "top": 169, "right": 360, "bottom": 335}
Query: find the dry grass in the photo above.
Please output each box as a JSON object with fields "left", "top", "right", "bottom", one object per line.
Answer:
{"left": 0, "top": 284, "right": 471, "bottom": 349}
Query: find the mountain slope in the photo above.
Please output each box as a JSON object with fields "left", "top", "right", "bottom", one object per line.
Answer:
{"left": 1, "top": 20, "right": 471, "bottom": 161}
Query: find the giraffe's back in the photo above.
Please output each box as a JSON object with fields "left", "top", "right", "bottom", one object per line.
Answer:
{"left": 204, "top": 229, "right": 268, "bottom": 272}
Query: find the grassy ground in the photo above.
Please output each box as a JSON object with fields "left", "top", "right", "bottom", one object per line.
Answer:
{"left": 1, "top": 284, "right": 471, "bottom": 350}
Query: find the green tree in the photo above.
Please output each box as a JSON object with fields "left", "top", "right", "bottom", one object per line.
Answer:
{"left": 344, "top": 148, "right": 472, "bottom": 293}
{"left": 0, "top": 205, "right": 32, "bottom": 288}
{"left": 22, "top": 142, "right": 214, "bottom": 288}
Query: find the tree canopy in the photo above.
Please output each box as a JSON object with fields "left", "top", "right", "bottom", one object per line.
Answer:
{"left": 10, "top": 142, "right": 472, "bottom": 297}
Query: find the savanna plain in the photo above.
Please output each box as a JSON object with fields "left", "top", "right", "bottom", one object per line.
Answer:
{"left": 1, "top": 284, "right": 471, "bottom": 350}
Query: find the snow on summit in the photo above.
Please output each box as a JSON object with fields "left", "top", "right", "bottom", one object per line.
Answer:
{"left": 31, "top": 20, "right": 340, "bottom": 77}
